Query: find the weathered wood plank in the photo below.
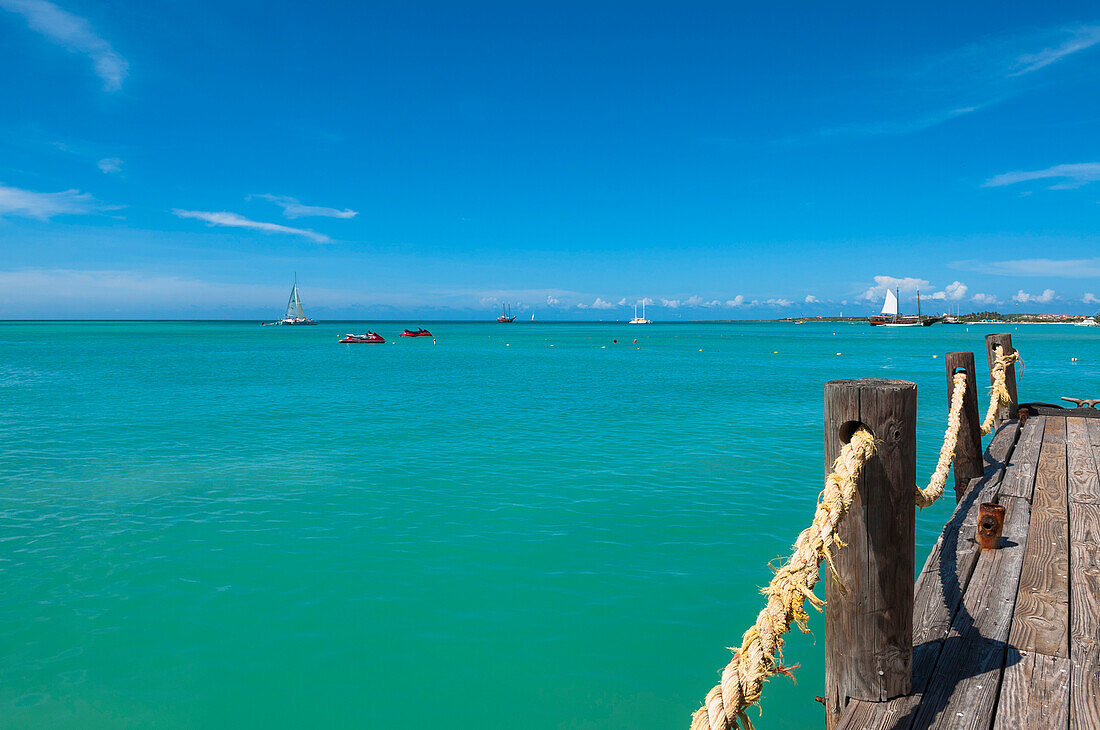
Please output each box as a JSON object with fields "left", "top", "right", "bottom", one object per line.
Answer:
{"left": 1068, "top": 418, "right": 1100, "bottom": 504}
{"left": 1069, "top": 501, "right": 1100, "bottom": 730}
{"left": 1009, "top": 417, "right": 1070, "bottom": 658}
{"left": 984, "top": 419, "right": 1020, "bottom": 472}
{"left": 1088, "top": 418, "right": 1100, "bottom": 447}
{"left": 833, "top": 641, "right": 942, "bottom": 730}
{"left": 991, "top": 651, "right": 1071, "bottom": 730}
{"left": 908, "top": 495, "right": 1031, "bottom": 729}
{"left": 999, "top": 415, "right": 1044, "bottom": 501}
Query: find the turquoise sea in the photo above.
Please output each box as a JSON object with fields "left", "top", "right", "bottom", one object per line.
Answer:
{"left": 2, "top": 321, "right": 1097, "bottom": 729}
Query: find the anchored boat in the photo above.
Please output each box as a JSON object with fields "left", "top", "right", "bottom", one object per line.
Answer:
{"left": 497, "top": 303, "right": 515, "bottom": 323}
{"left": 868, "top": 289, "right": 942, "bottom": 327}
{"left": 628, "top": 301, "right": 651, "bottom": 324}
{"left": 264, "top": 276, "right": 318, "bottom": 325}
{"left": 400, "top": 328, "right": 432, "bottom": 337}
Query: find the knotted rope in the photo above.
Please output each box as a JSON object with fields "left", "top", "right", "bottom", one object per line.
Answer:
{"left": 689, "top": 429, "right": 876, "bottom": 730}
{"left": 980, "top": 345, "right": 1019, "bottom": 435}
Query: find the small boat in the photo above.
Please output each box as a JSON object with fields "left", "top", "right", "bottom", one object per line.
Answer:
{"left": 628, "top": 301, "right": 651, "bottom": 324}
{"left": 340, "top": 332, "right": 385, "bottom": 343}
{"left": 868, "top": 289, "right": 942, "bottom": 327}
{"left": 400, "top": 328, "right": 432, "bottom": 337}
{"left": 497, "top": 303, "right": 515, "bottom": 323}
{"left": 263, "top": 275, "right": 319, "bottom": 325}
{"left": 1076, "top": 316, "right": 1098, "bottom": 327}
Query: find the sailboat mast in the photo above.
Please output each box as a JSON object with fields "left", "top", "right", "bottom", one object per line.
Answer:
{"left": 917, "top": 290, "right": 922, "bottom": 320}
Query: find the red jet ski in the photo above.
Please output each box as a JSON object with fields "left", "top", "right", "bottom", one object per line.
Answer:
{"left": 339, "top": 332, "right": 385, "bottom": 343}
{"left": 400, "top": 328, "right": 432, "bottom": 337}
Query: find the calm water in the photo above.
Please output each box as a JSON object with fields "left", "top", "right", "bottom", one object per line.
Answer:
{"left": 2, "top": 321, "right": 1097, "bottom": 729}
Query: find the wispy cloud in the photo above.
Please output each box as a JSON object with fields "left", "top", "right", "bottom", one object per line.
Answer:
{"left": 1012, "top": 288, "right": 1056, "bottom": 304}
{"left": 1010, "top": 26, "right": 1100, "bottom": 75}
{"left": 726, "top": 295, "right": 745, "bottom": 307}
{"left": 982, "top": 162, "right": 1100, "bottom": 189}
{"left": 1084, "top": 293, "right": 1099, "bottom": 304}
{"left": 804, "top": 295, "right": 819, "bottom": 304}
{"left": 0, "top": 183, "right": 110, "bottom": 218}
{"left": 764, "top": 298, "right": 793, "bottom": 307}
{"left": 171, "top": 209, "right": 330, "bottom": 243}
{"left": 775, "top": 25, "right": 1100, "bottom": 144}
{"left": 97, "top": 157, "right": 122, "bottom": 174}
{"left": 252, "top": 194, "right": 357, "bottom": 219}
{"left": 953, "top": 257, "right": 1100, "bottom": 278}
{"left": 0, "top": 0, "right": 127, "bottom": 91}
{"left": 576, "top": 297, "right": 615, "bottom": 310}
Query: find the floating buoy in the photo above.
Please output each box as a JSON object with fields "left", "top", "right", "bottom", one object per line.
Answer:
{"left": 773, "top": 351, "right": 778, "bottom": 354}
{"left": 633, "top": 339, "right": 637, "bottom": 343}
{"left": 506, "top": 343, "right": 510, "bottom": 346}
{"left": 836, "top": 352, "right": 842, "bottom": 356}
{"left": 932, "top": 354, "right": 938, "bottom": 358}
{"left": 699, "top": 348, "right": 703, "bottom": 352}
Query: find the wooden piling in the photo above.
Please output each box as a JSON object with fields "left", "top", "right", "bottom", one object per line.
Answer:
{"left": 985, "top": 333, "right": 1018, "bottom": 427}
{"left": 823, "top": 379, "right": 917, "bottom": 729}
{"left": 946, "top": 351, "right": 983, "bottom": 503}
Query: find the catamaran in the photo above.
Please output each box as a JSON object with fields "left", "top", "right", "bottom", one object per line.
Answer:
{"left": 868, "top": 288, "right": 941, "bottom": 327}
{"left": 264, "top": 276, "right": 318, "bottom": 325}
{"left": 628, "top": 301, "right": 651, "bottom": 324}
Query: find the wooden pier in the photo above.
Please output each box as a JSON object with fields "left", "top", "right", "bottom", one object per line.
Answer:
{"left": 828, "top": 335, "right": 1100, "bottom": 729}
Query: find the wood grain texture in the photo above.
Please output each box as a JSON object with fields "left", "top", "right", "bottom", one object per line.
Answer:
{"left": 823, "top": 380, "right": 916, "bottom": 728}
{"left": 1009, "top": 417, "right": 1070, "bottom": 658}
{"left": 947, "top": 352, "right": 983, "bottom": 501}
{"left": 1068, "top": 418, "right": 1100, "bottom": 504}
{"left": 1069, "top": 501, "right": 1100, "bottom": 730}
{"left": 984, "top": 419, "right": 1020, "bottom": 472}
{"left": 999, "top": 416, "right": 1044, "bottom": 501}
{"left": 1088, "top": 418, "right": 1100, "bottom": 447}
{"left": 991, "top": 651, "right": 1071, "bottom": 730}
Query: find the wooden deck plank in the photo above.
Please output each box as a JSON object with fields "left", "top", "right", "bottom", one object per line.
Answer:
{"left": 984, "top": 419, "right": 1020, "bottom": 471}
{"left": 991, "top": 651, "right": 1071, "bottom": 730}
{"left": 908, "top": 495, "right": 1032, "bottom": 729}
{"left": 1069, "top": 501, "right": 1100, "bottom": 730}
{"left": 999, "top": 416, "right": 1044, "bottom": 501}
{"left": 1009, "top": 417, "right": 1070, "bottom": 658}
{"left": 1088, "top": 418, "right": 1100, "bottom": 447}
{"left": 1068, "top": 418, "right": 1100, "bottom": 504}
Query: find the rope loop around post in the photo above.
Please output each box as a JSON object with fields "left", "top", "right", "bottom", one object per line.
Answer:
{"left": 914, "top": 370, "right": 967, "bottom": 509}
{"left": 980, "top": 345, "right": 1019, "bottom": 436}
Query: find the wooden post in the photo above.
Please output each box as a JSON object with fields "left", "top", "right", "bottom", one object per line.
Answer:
{"left": 985, "top": 333, "right": 1018, "bottom": 427}
{"left": 823, "top": 379, "right": 916, "bottom": 729}
{"left": 946, "top": 351, "right": 983, "bottom": 503}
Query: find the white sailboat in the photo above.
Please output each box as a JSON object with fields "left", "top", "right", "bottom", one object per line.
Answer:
{"left": 265, "top": 275, "right": 318, "bottom": 325}
{"left": 628, "top": 300, "right": 651, "bottom": 324}
{"left": 868, "top": 288, "right": 940, "bottom": 327}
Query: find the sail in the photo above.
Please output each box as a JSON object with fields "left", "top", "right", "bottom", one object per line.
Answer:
{"left": 881, "top": 289, "right": 899, "bottom": 316}
{"left": 285, "top": 283, "right": 305, "bottom": 319}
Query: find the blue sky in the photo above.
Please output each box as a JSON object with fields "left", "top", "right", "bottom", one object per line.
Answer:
{"left": 1, "top": 0, "right": 1099, "bottom": 319}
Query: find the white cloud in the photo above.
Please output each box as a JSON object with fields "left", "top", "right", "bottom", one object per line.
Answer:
{"left": 252, "top": 194, "right": 357, "bottom": 219}
{"left": 640, "top": 297, "right": 654, "bottom": 306}
{"left": 1084, "top": 293, "right": 1100, "bottom": 304}
{"left": 765, "top": 298, "right": 793, "bottom": 307}
{"left": 683, "top": 295, "right": 704, "bottom": 307}
{"left": 725, "top": 295, "right": 745, "bottom": 307}
{"left": 971, "top": 293, "right": 1000, "bottom": 305}
{"left": 1012, "top": 288, "right": 1056, "bottom": 304}
{"left": 660, "top": 298, "right": 680, "bottom": 309}
{"left": 1011, "top": 26, "right": 1100, "bottom": 75}
{"left": 953, "top": 257, "right": 1100, "bottom": 278}
{"left": 929, "top": 280, "right": 968, "bottom": 301}
{"left": 171, "top": 209, "right": 330, "bottom": 243}
{"left": 545, "top": 294, "right": 561, "bottom": 306}
{"left": 576, "top": 297, "right": 615, "bottom": 310}
{"left": 804, "top": 295, "right": 819, "bottom": 304}
{"left": 97, "top": 157, "right": 122, "bottom": 174}
{"left": 0, "top": 183, "right": 107, "bottom": 219}
{"left": 617, "top": 297, "right": 628, "bottom": 306}
{"left": 859, "top": 276, "right": 930, "bottom": 301}
{"left": 983, "top": 162, "right": 1100, "bottom": 190}
{"left": 0, "top": 0, "right": 128, "bottom": 91}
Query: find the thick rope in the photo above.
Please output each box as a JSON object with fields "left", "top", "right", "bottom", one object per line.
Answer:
{"left": 980, "top": 345, "right": 1019, "bottom": 435}
{"left": 914, "top": 370, "right": 967, "bottom": 509}
{"left": 689, "top": 429, "right": 876, "bottom": 730}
